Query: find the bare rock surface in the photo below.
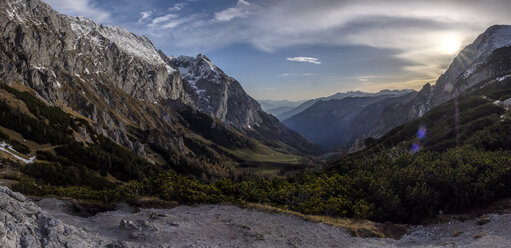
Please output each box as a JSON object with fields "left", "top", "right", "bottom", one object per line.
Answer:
{"left": 0, "top": 186, "right": 99, "bottom": 247}
{"left": 1, "top": 186, "right": 511, "bottom": 247}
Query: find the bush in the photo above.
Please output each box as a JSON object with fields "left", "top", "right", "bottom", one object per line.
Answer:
{"left": 8, "top": 139, "right": 30, "bottom": 154}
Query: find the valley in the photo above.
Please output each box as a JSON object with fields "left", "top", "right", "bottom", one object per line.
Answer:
{"left": 0, "top": 0, "right": 511, "bottom": 247}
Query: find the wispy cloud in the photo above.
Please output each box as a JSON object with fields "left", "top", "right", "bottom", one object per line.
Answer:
{"left": 214, "top": 0, "right": 255, "bottom": 22}
{"left": 135, "top": 0, "right": 510, "bottom": 80}
{"left": 169, "top": 2, "right": 187, "bottom": 12}
{"left": 44, "top": 0, "right": 110, "bottom": 21}
{"left": 150, "top": 14, "right": 178, "bottom": 26}
{"left": 286, "top": 57, "right": 322, "bottom": 65}
{"left": 137, "top": 11, "right": 152, "bottom": 23}
{"left": 46, "top": 0, "right": 511, "bottom": 98}
{"left": 140, "top": 13, "right": 189, "bottom": 30}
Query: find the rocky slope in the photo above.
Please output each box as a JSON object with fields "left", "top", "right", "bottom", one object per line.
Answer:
{"left": 2, "top": 186, "right": 511, "bottom": 247}
{"left": 369, "top": 25, "right": 511, "bottom": 138}
{"left": 0, "top": 0, "right": 318, "bottom": 174}
{"left": 410, "top": 25, "right": 511, "bottom": 119}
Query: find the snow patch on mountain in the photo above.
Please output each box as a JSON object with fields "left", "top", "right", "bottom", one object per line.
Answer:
{"left": 497, "top": 74, "right": 511, "bottom": 82}
{"left": 175, "top": 55, "right": 222, "bottom": 90}
{"left": 0, "top": 142, "right": 35, "bottom": 164}
{"left": 68, "top": 17, "right": 168, "bottom": 66}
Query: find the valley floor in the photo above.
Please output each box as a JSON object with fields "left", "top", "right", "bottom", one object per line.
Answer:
{"left": 11, "top": 191, "right": 511, "bottom": 247}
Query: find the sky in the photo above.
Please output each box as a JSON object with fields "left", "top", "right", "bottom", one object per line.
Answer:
{"left": 44, "top": 0, "right": 511, "bottom": 100}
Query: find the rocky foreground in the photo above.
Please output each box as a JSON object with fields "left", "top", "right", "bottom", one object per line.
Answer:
{"left": 1, "top": 186, "right": 510, "bottom": 248}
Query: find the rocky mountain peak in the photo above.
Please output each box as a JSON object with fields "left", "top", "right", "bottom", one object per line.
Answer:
{"left": 410, "top": 25, "right": 511, "bottom": 119}
{"left": 71, "top": 18, "right": 167, "bottom": 66}
{"left": 174, "top": 54, "right": 221, "bottom": 89}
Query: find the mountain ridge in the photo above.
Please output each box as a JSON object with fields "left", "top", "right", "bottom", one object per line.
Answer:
{"left": 0, "top": 0, "right": 319, "bottom": 179}
{"left": 371, "top": 25, "right": 511, "bottom": 139}
{"left": 276, "top": 89, "right": 415, "bottom": 121}
{"left": 283, "top": 92, "right": 417, "bottom": 150}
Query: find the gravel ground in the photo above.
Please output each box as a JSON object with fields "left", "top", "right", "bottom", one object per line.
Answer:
{"left": 35, "top": 198, "right": 511, "bottom": 248}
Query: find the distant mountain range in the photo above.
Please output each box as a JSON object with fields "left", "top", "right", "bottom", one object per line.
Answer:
{"left": 272, "top": 90, "right": 414, "bottom": 121}
{"left": 258, "top": 99, "right": 306, "bottom": 118}
{"left": 282, "top": 91, "right": 416, "bottom": 150}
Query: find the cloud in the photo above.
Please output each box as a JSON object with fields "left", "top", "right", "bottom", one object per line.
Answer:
{"left": 214, "top": 0, "right": 254, "bottom": 22}
{"left": 150, "top": 14, "right": 178, "bottom": 26}
{"left": 142, "top": 13, "right": 188, "bottom": 30}
{"left": 169, "top": 2, "right": 187, "bottom": 12}
{"left": 44, "top": 0, "right": 110, "bottom": 22}
{"left": 286, "top": 57, "right": 322, "bottom": 65}
{"left": 146, "top": 0, "right": 510, "bottom": 81}
{"left": 160, "top": 20, "right": 185, "bottom": 29}
{"left": 137, "top": 11, "right": 152, "bottom": 23}
{"left": 55, "top": 0, "right": 511, "bottom": 94}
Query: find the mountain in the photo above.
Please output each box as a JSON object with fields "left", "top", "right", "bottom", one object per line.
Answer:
{"left": 283, "top": 91, "right": 416, "bottom": 150}
{"left": 258, "top": 99, "right": 306, "bottom": 117}
{"left": 411, "top": 25, "right": 511, "bottom": 118}
{"left": 368, "top": 25, "right": 511, "bottom": 139}
{"left": 277, "top": 89, "right": 414, "bottom": 121}
{"left": 265, "top": 105, "right": 296, "bottom": 117}
{"left": 359, "top": 76, "right": 511, "bottom": 157}
{"left": 0, "top": 0, "right": 318, "bottom": 180}
{"left": 258, "top": 99, "right": 306, "bottom": 111}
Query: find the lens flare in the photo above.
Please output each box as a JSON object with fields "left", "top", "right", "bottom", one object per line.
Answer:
{"left": 417, "top": 126, "right": 427, "bottom": 139}
{"left": 411, "top": 143, "right": 420, "bottom": 153}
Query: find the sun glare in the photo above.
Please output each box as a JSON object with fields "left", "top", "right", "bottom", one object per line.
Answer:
{"left": 441, "top": 38, "right": 461, "bottom": 54}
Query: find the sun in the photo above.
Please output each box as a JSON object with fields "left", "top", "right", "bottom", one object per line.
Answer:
{"left": 441, "top": 38, "right": 461, "bottom": 54}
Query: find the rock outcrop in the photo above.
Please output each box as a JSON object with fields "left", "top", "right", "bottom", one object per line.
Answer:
{"left": 0, "top": 186, "right": 99, "bottom": 247}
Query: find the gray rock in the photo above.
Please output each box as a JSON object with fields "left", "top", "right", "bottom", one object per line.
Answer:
{"left": 477, "top": 215, "right": 491, "bottom": 225}
{"left": 0, "top": 186, "right": 99, "bottom": 247}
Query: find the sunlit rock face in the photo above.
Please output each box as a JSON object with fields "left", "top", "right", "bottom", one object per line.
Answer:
{"left": 410, "top": 25, "right": 511, "bottom": 119}
{"left": 369, "top": 25, "right": 511, "bottom": 138}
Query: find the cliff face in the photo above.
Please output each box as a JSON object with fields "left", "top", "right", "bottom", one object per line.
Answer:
{"left": 171, "top": 54, "right": 263, "bottom": 128}
{"left": 0, "top": 0, "right": 318, "bottom": 165}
